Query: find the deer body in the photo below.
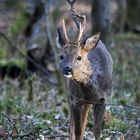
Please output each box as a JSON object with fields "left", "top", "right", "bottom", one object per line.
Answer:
{"left": 66, "top": 40, "right": 113, "bottom": 101}
{"left": 57, "top": 12, "right": 113, "bottom": 140}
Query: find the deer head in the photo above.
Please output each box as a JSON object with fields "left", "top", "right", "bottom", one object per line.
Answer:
{"left": 57, "top": 12, "right": 100, "bottom": 83}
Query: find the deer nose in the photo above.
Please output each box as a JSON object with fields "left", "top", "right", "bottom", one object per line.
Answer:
{"left": 63, "top": 66, "right": 73, "bottom": 75}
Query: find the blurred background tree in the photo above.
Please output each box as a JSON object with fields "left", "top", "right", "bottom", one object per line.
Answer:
{"left": 92, "top": 0, "right": 127, "bottom": 43}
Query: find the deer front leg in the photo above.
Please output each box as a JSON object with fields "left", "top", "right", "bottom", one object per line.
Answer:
{"left": 69, "top": 114, "right": 75, "bottom": 140}
{"left": 93, "top": 102, "right": 106, "bottom": 140}
{"left": 81, "top": 104, "right": 92, "bottom": 134}
{"left": 69, "top": 103, "right": 91, "bottom": 140}
{"left": 69, "top": 104, "right": 83, "bottom": 140}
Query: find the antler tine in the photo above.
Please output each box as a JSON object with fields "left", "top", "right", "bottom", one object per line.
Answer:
{"left": 72, "top": 10, "right": 86, "bottom": 44}
{"left": 62, "top": 20, "right": 69, "bottom": 42}
{"left": 57, "top": 20, "right": 69, "bottom": 46}
{"left": 77, "top": 15, "right": 86, "bottom": 43}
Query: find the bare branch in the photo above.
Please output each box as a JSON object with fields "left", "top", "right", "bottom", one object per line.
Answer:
{"left": 45, "top": 134, "right": 69, "bottom": 139}
{"left": 71, "top": 10, "right": 86, "bottom": 44}
{"left": 0, "top": 113, "right": 18, "bottom": 136}
{"left": 67, "top": 0, "right": 76, "bottom": 9}
{"left": 13, "top": 127, "right": 41, "bottom": 139}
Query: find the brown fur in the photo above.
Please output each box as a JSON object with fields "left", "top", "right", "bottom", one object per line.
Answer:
{"left": 81, "top": 104, "right": 92, "bottom": 133}
{"left": 72, "top": 57, "right": 92, "bottom": 84}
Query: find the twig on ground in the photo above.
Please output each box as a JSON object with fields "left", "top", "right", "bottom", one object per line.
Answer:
{"left": 57, "top": 118, "right": 69, "bottom": 130}
{"left": 107, "top": 103, "right": 140, "bottom": 112}
{"left": 13, "top": 127, "right": 41, "bottom": 139}
{"left": 0, "top": 112, "right": 18, "bottom": 136}
{"left": 45, "top": 134, "right": 69, "bottom": 139}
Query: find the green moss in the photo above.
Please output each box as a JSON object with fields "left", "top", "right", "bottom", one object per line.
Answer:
{"left": 0, "top": 59, "right": 25, "bottom": 69}
{"left": 119, "top": 99, "right": 127, "bottom": 106}
{"left": 4, "top": 0, "right": 23, "bottom": 10}
{"left": 9, "top": 11, "right": 28, "bottom": 37}
{"left": 115, "top": 33, "right": 140, "bottom": 41}
{"left": 0, "top": 48, "right": 7, "bottom": 59}
{"left": 40, "top": 111, "right": 57, "bottom": 123}
{"left": 62, "top": 106, "right": 69, "bottom": 117}
{"left": 0, "top": 38, "right": 8, "bottom": 59}
{"left": 104, "top": 118, "right": 129, "bottom": 133}
{"left": 0, "top": 101, "right": 4, "bottom": 112}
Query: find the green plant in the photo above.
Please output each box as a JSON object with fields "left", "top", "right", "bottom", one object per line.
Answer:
{"left": 104, "top": 118, "right": 129, "bottom": 133}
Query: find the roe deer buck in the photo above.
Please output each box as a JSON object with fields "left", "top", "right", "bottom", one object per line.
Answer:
{"left": 57, "top": 11, "right": 113, "bottom": 140}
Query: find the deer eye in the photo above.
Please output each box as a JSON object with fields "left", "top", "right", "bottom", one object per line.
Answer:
{"left": 77, "top": 56, "right": 82, "bottom": 61}
{"left": 60, "top": 55, "right": 64, "bottom": 60}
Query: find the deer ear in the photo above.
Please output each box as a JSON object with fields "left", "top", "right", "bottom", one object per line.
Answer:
{"left": 83, "top": 33, "right": 100, "bottom": 52}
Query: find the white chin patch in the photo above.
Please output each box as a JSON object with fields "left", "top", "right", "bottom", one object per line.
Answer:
{"left": 64, "top": 74, "right": 72, "bottom": 78}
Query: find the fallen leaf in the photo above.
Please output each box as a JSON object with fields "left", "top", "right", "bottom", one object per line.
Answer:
{"left": 11, "top": 127, "right": 18, "bottom": 137}
{"left": 0, "top": 126, "right": 9, "bottom": 137}
{"left": 104, "top": 111, "right": 113, "bottom": 124}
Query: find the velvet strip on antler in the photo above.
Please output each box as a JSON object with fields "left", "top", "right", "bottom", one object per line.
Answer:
{"left": 57, "top": 20, "right": 69, "bottom": 46}
{"left": 57, "top": 9, "right": 87, "bottom": 46}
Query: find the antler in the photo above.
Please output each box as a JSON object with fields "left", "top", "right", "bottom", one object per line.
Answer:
{"left": 72, "top": 10, "right": 86, "bottom": 44}
{"left": 57, "top": 20, "right": 69, "bottom": 46}
{"left": 57, "top": 9, "right": 87, "bottom": 46}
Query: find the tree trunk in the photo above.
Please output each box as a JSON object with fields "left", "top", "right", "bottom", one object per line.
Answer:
{"left": 126, "top": 0, "right": 140, "bottom": 33}
{"left": 91, "top": 0, "right": 127, "bottom": 43}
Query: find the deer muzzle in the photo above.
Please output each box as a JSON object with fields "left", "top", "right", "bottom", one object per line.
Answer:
{"left": 63, "top": 66, "right": 73, "bottom": 78}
